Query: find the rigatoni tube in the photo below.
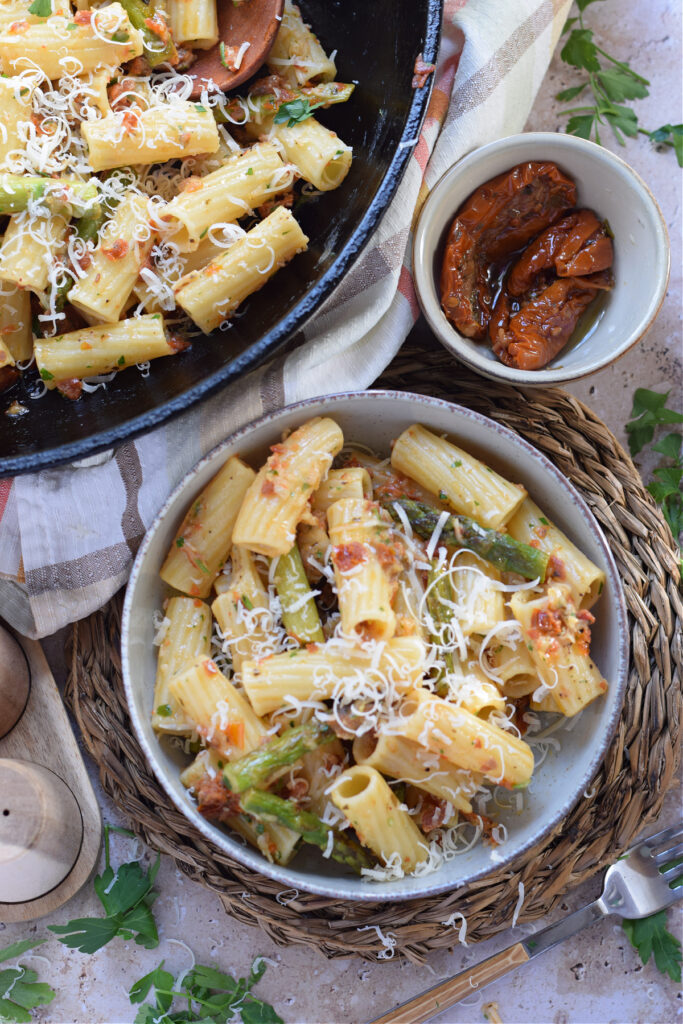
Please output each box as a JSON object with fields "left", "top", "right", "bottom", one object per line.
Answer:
{"left": 162, "top": 143, "right": 291, "bottom": 251}
{"left": 232, "top": 416, "right": 343, "bottom": 557}
{"left": 0, "top": 211, "right": 68, "bottom": 291}
{"left": 82, "top": 101, "right": 219, "bottom": 172}
{"left": 211, "top": 546, "right": 271, "bottom": 674}
{"left": 174, "top": 206, "right": 309, "bottom": 334}
{"left": 327, "top": 497, "right": 397, "bottom": 641}
{"left": 0, "top": 284, "right": 31, "bottom": 365}
{"left": 352, "top": 732, "right": 479, "bottom": 814}
{"left": 0, "top": 4, "right": 143, "bottom": 79}
{"left": 169, "top": 656, "right": 268, "bottom": 759}
{"left": 160, "top": 456, "right": 256, "bottom": 598}
{"left": 509, "top": 587, "right": 608, "bottom": 716}
{"left": 391, "top": 424, "right": 526, "bottom": 530}
{"left": 167, "top": 0, "right": 218, "bottom": 49}
{"left": 330, "top": 765, "right": 428, "bottom": 871}
{"left": 506, "top": 497, "right": 606, "bottom": 609}
{"left": 34, "top": 314, "right": 176, "bottom": 387}
{"left": 69, "top": 193, "right": 156, "bottom": 324}
{"left": 267, "top": 0, "right": 336, "bottom": 86}
{"left": 397, "top": 690, "right": 534, "bottom": 789}
{"left": 269, "top": 117, "right": 352, "bottom": 192}
{"left": 241, "top": 636, "right": 426, "bottom": 717}
{"left": 152, "top": 597, "right": 211, "bottom": 735}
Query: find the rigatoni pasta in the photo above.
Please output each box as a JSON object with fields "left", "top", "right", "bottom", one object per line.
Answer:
{"left": 0, "top": 1, "right": 356, "bottom": 406}
{"left": 152, "top": 416, "right": 610, "bottom": 882}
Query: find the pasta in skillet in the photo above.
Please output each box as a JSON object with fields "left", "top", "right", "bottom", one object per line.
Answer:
{"left": 152, "top": 418, "right": 609, "bottom": 880}
{"left": 0, "top": 0, "right": 354, "bottom": 404}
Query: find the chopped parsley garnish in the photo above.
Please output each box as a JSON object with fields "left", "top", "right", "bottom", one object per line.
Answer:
{"left": 274, "top": 97, "right": 324, "bottom": 128}
{"left": 194, "top": 104, "right": 207, "bottom": 113}
{"left": 241, "top": 594, "right": 254, "bottom": 611}
{"left": 117, "top": 355, "right": 126, "bottom": 366}
{"left": 39, "top": 368, "right": 54, "bottom": 380}
{"left": 156, "top": 704, "right": 172, "bottom": 717}
{"left": 176, "top": 536, "right": 185, "bottom": 548}
{"left": 539, "top": 516, "right": 549, "bottom": 525}
{"left": 111, "top": 30, "right": 130, "bottom": 42}
{"left": 27, "top": 0, "right": 51, "bottom": 16}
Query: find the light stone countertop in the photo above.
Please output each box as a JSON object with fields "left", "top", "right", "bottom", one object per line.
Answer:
{"left": 1, "top": 1, "right": 681, "bottom": 1022}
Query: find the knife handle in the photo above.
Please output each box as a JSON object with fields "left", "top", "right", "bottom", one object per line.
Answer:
{"left": 369, "top": 943, "right": 529, "bottom": 1024}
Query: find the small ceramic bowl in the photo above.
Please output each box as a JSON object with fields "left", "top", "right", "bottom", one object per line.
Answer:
{"left": 413, "top": 132, "right": 670, "bottom": 387}
{"left": 122, "top": 391, "right": 628, "bottom": 901}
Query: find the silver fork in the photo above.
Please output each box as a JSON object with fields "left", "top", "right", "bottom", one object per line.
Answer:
{"left": 369, "top": 822, "right": 683, "bottom": 1024}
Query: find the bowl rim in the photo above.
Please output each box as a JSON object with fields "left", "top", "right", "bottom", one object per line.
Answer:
{"left": 413, "top": 130, "right": 671, "bottom": 388}
{"left": 122, "top": 389, "right": 629, "bottom": 901}
{"left": 2, "top": 0, "right": 443, "bottom": 478}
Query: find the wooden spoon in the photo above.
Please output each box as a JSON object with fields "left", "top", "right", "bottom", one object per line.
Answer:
{"left": 188, "top": 0, "right": 285, "bottom": 101}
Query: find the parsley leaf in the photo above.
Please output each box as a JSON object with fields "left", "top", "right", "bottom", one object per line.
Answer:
{"left": 0, "top": 941, "right": 55, "bottom": 1024}
{"left": 626, "top": 388, "right": 683, "bottom": 455}
{"left": 556, "top": 4, "right": 680, "bottom": 164}
{"left": 622, "top": 910, "right": 682, "bottom": 982}
{"left": 27, "top": 0, "right": 51, "bottom": 16}
{"left": 626, "top": 388, "right": 683, "bottom": 565}
{"left": 128, "top": 956, "right": 283, "bottom": 1024}
{"left": 648, "top": 124, "right": 683, "bottom": 166}
{"left": 48, "top": 825, "right": 160, "bottom": 954}
{"left": 273, "top": 98, "right": 323, "bottom": 128}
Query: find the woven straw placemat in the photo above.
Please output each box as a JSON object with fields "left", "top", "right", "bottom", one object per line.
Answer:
{"left": 66, "top": 336, "right": 682, "bottom": 964}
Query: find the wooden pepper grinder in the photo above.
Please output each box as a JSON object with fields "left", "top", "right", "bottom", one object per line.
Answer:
{"left": 0, "top": 623, "right": 101, "bottom": 921}
{"left": 0, "top": 759, "right": 83, "bottom": 903}
{"left": 0, "top": 627, "right": 30, "bottom": 739}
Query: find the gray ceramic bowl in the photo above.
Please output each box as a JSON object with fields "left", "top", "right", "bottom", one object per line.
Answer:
{"left": 413, "top": 132, "right": 670, "bottom": 387}
{"left": 122, "top": 391, "right": 628, "bottom": 900}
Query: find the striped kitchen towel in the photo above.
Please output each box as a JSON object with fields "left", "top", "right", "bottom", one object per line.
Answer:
{"left": 0, "top": 0, "right": 572, "bottom": 638}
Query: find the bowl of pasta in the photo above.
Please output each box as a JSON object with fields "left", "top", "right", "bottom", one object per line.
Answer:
{"left": 0, "top": 0, "right": 441, "bottom": 475}
{"left": 122, "top": 391, "right": 629, "bottom": 899}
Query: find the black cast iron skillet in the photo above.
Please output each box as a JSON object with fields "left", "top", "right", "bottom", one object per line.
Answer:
{"left": 1, "top": 0, "right": 442, "bottom": 476}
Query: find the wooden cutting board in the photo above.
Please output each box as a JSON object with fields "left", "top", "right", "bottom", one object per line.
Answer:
{"left": 0, "top": 624, "right": 102, "bottom": 922}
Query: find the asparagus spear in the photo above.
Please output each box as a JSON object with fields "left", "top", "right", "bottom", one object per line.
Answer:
{"left": 388, "top": 499, "right": 549, "bottom": 581}
{"left": 0, "top": 175, "right": 97, "bottom": 216}
{"left": 272, "top": 543, "right": 324, "bottom": 645}
{"left": 241, "top": 789, "right": 374, "bottom": 874}
{"left": 223, "top": 720, "right": 335, "bottom": 794}
{"left": 74, "top": 168, "right": 136, "bottom": 245}
{"left": 117, "top": 0, "right": 177, "bottom": 67}
{"left": 427, "top": 560, "right": 455, "bottom": 696}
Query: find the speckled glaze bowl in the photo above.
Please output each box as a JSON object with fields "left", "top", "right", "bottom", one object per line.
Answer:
{"left": 413, "top": 132, "right": 670, "bottom": 387}
{"left": 122, "top": 391, "right": 628, "bottom": 900}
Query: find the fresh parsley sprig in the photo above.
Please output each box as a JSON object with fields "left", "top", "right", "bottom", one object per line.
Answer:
{"left": 625, "top": 388, "right": 683, "bottom": 559}
{"left": 129, "top": 956, "right": 283, "bottom": 1024}
{"left": 48, "top": 825, "right": 161, "bottom": 954}
{"left": 622, "top": 909, "right": 682, "bottom": 983}
{"left": 0, "top": 939, "right": 55, "bottom": 1024}
{"left": 273, "top": 98, "right": 324, "bottom": 128}
{"left": 558, "top": 0, "right": 683, "bottom": 165}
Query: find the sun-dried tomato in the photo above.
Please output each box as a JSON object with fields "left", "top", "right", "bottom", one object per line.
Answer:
{"left": 441, "top": 162, "right": 577, "bottom": 341}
